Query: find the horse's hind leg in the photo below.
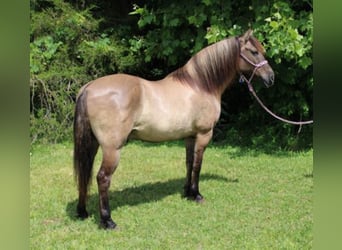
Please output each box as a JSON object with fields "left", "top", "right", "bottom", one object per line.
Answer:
{"left": 97, "top": 146, "right": 121, "bottom": 229}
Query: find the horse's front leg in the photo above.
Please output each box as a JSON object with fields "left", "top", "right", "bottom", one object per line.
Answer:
{"left": 184, "top": 137, "right": 195, "bottom": 197}
{"left": 97, "top": 148, "right": 120, "bottom": 229}
{"left": 185, "top": 131, "right": 213, "bottom": 202}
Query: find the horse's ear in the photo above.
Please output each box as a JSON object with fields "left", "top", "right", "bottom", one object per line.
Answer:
{"left": 240, "top": 29, "right": 253, "bottom": 43}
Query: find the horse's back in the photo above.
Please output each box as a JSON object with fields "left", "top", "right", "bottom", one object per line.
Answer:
{"left": 83, "top": 73, "right": 143, "bottom": 96}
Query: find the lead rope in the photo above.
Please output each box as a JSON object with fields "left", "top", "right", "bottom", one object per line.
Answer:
{"left": 239, "top": 74, "right": 313, "bottom": 126}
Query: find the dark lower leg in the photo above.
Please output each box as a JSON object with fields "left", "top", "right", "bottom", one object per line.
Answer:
{"left": 189, "top": 147, "right": 205, "bottom": 202}
{"left": 97, "top": 169, "right": 116, "bottom": 229}
{"left": 97, "top": 149, "right": 120, "bottom": 229}
{"left": 184, "top": 138, "right": 195, "bottom": 197}
{"left": 188, "top": 131, "right": 212, "bottom": 202}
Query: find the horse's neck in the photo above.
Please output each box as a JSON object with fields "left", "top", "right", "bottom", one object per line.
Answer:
{"left": 184, "top": 57, "right": 237, "bottom": 97}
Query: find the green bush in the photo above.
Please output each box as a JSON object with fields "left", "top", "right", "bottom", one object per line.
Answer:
{"left": 30, "top": 0, "right": 139, "bottom": 144}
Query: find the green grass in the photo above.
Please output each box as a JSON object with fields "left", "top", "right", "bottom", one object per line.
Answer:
{"left": 30, "top": 141, "right": 313, "bottom": 249}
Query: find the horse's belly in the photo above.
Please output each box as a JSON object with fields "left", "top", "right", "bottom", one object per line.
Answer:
{"left": 130, "top": 119, "right": 194, "bottom": 142}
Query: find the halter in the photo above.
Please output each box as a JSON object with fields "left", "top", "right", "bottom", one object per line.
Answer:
{"left": 235, "top": 37, "right": 314, "bottom": 126}
{"left": 236, "top": 38, "right": 270, "bottom": 88}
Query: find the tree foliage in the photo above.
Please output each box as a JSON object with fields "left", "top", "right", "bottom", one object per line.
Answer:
{"left": 30, "top": 0, "right": 313, "bottom": 149}
{"left": 30, "top": 0, "right": 140, "bottom": 143}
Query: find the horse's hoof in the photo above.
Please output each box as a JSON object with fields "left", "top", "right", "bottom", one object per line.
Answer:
{"left": 76, "top": 207, "right": 89, "bottom": 219}
{"left": 195, "top": 194, "right": 205, "bottom": 203}
{"left": 101, "top": 218, "right": 117, "bottom": 230}
{"left": 184, "top": 192, "right": 205, "bottom": 203}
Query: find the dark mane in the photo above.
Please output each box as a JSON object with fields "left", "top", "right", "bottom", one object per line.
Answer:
{"left": 170, "top": 37, "right": 239, "bottom": 94}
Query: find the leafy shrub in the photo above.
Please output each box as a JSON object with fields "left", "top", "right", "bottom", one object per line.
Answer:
{"left": 30, "top": 0, "right": 139, "bottom": 144}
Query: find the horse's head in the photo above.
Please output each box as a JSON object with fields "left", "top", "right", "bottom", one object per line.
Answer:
{"left": 237, "top": 29, "right": 275, "bottom": 87}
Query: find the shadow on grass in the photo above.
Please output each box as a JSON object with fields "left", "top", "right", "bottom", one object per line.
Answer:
{"left": 66, "top": 173, "right": 236, "bottom": 223}
{"left": 126, "top": 140, "right": 309, "bottom": 158}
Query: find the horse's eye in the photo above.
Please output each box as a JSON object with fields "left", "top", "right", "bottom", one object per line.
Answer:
{"left": 251, "top": 50, "right": 259, "bottom": 56}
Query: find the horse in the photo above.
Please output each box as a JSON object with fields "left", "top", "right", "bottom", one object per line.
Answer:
{"left": 73, "top": 29, "right": 275, "bottom": 229}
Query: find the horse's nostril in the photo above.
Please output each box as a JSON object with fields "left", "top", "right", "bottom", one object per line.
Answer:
{"left": 270, "top": 74, "right": 275, "bottom": 83}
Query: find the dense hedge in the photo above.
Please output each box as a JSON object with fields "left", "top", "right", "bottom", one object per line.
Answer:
{"left": 30, "top": 0, "right": 313, "bottom": 150}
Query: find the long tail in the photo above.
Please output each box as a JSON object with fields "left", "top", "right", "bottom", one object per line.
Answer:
{"left": 73, "top": 89, "right": 98, "bottom": 197}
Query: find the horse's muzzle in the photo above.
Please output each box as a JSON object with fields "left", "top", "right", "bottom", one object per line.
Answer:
{"left": 263, "top": 73, "right": 275, "bottom": 88}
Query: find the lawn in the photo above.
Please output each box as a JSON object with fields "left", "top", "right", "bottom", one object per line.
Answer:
{"left": 30, "top": 141, "right": 313, "bottom": 249}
